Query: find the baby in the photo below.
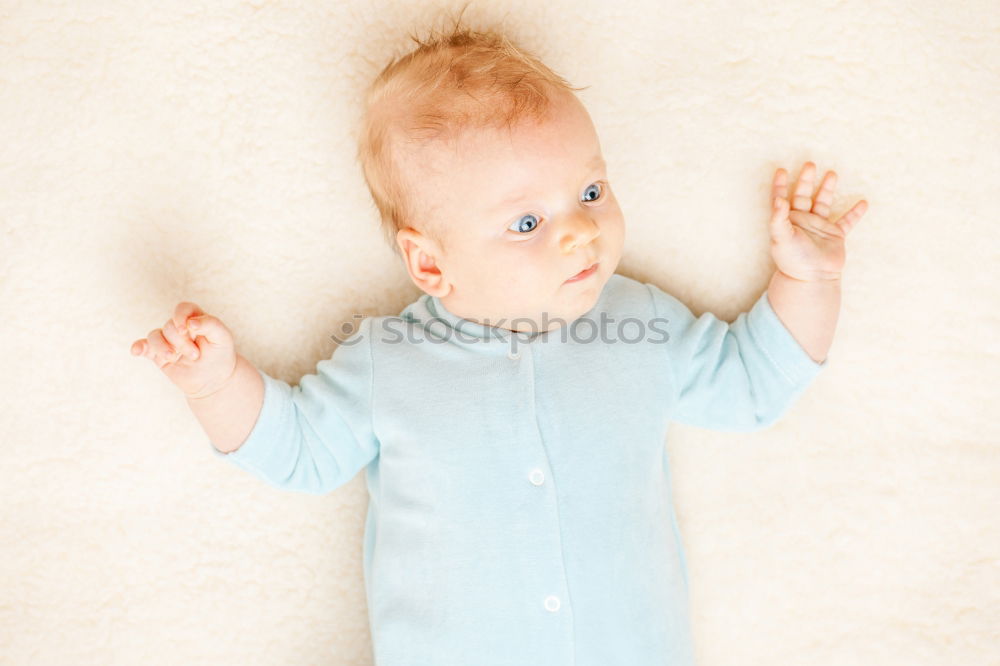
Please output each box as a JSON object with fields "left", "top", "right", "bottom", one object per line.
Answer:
{"left": 130, "top": 22, "right": 867, "bottom": 666}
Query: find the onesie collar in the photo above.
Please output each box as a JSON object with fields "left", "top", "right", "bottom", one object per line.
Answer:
{"left": 423, "top": 294, "right": 542, "bottom": 347}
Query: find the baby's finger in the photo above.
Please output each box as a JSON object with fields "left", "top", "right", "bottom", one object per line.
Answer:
{"left": 162, "top": 319, "right": 200, "bottom": 361}
{"left": 834, "top": 199, "right": 868, "bottom": 236}
{"left": 147, "top": 328, "right": 178, "bottom": 368}
{"left": 769, "top": 197, "right": 794, "bottom": 244}
{"left": 811, "top": 171, "right": 837, "bottom": 219}
{"left": 173, "top": 301, "right": 205, "bottom": 335}
{"left": 772, "top": 167, "right": 789, "bottom": 203}
{"left": 131, "top": 336, "right": 159, "bottom": 362}
{"left": 184, "top": 314, "right": 228, "bottom": 346}
{"left": 130, "top": 338, "right": 147, "bottom": 356}
{"left": 791, "top": 162, "right": 817, "bottom": 212}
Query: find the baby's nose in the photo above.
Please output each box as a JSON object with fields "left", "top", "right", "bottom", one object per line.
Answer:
{"left": 559, "top": 215, "right": 600, "bottom": 253}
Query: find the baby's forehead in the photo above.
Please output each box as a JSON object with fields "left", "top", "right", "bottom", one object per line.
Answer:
{"left": 392, "top": 87, "right": 589, "bottom": 168}
{"left": 410, "top": 118, "right": 580, "bottom": 175}
{"left": 395, "top": 101, "right": 597, "bottom": 202}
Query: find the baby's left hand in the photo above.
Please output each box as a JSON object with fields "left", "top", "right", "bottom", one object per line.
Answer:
{"left": 769, "top": 161, "right": 868, "bottom": 282}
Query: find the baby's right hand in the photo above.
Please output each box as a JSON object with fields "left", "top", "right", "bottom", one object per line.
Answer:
{"left": 130, "top": 302, "right": 238, "bottom": 400}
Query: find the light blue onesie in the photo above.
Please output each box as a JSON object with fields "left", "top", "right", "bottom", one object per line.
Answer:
{"left": 210, "top": 272, "right": 826, "bottom": 666}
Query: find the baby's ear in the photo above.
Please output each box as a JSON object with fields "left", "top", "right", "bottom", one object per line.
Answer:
{"left": 396, "top": 227, "right": 450, "bottom": 297}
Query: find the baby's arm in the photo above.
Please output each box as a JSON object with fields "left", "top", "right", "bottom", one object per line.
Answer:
{"left": 765, "top": 271, "right": 840, "bottom": 364}
{"left": 650, "top": 283, "right": 825, "bottom": 431}
{"left": 766, "top": 162, "right": 868, "bottom": 363}
{"left": 186, "top": 353, "right": 263, "bottom": 454}
{"left": 648, "top": 164, "right": 866, "bottom": 431}
{"left": 130, "top": 303, "right": 379, "bottom": 494}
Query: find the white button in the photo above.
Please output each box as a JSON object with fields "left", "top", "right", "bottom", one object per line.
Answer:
{"left": 507, "top": 348, "right": 520, "bottom": 360}
{"left": 544, "top": 595, "right": 561, "bottom": 612}
{"left": 529, "top": 468, "right": 545, "bottom": 486}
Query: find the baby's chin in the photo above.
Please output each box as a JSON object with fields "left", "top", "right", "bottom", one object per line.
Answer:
{"left": 506, "top": 288, "right": 606, "bottom": 333}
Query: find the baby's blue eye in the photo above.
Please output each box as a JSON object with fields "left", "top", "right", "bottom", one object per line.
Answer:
{"left": 509, "top": 214, "right": 539, "bottom": 234}
{"left": 582, "top": 182, "right": 603, "bottom": 202}
{"left": 506, "top": 183, "right": 604, "bottom": 234}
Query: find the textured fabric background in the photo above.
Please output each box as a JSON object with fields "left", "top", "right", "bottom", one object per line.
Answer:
{"left": 1, "top": 1, "right": 996, "bottom": 664}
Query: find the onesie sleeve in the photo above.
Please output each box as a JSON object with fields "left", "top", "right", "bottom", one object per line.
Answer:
{"left": 208, "top": 316, "right": 378, "bottom": 495}
{"left": 646, "top": 282, "right": 827, "bottom": 431}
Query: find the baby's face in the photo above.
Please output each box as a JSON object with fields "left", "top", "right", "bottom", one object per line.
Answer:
{"left": 397, "top": 91, "right": 625, "bottom": 333}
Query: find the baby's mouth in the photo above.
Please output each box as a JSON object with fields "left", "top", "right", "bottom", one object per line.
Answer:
{"left": 565, "top": 262, "right": 599, "bottom": 283}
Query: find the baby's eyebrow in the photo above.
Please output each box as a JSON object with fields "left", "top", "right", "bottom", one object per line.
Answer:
{"left": 588, "top": 155, "right": 606, "bottom": 170}
{"left": 491, "top": 155, "right": 607, "bottom": 211}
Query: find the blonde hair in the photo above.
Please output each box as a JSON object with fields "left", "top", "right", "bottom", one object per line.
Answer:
{"left": 356, "top": 8, "right": 588, "bottom": 256}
